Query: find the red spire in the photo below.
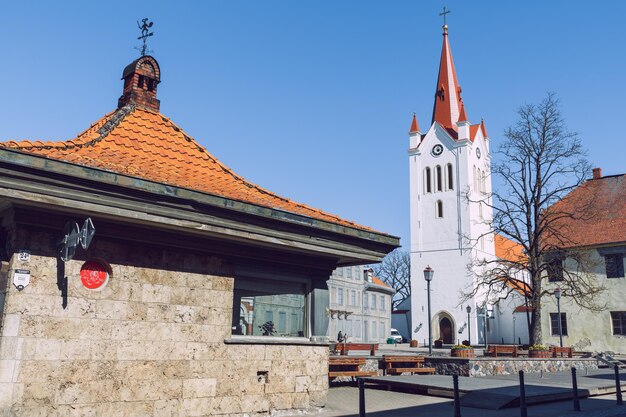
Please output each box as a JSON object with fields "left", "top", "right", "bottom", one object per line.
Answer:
{"left": 480, "top": 118, "right": 489, "bottom": 138}
{"left": 431, "top": 29, "right": 464, "bottom": 128}
{"left": 409, "top": 113, "right": 420, "bottom": 133}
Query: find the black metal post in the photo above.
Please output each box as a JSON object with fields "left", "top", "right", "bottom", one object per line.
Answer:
{"left": 467, "top": 311, "right": 471, "bottom": 345}
{"left": 571, "top": 367, "right": 581, "bottom": 411}
{"left": 615, "top": 365, "right": 623, "bottom": 406}
{"left": 453, "top": 373, "right": 462, "bottom": 417}
{"left": 358, "top": 378, "right": 366, "bottom": 416}
{"left": 427, "top": 280, "right": 432, "bottom": 355}
{"left": 519, "top": 370, "right": 527, "bottom": 417}
{"left": 557, "top": 297, "right": 563, "bottom": 348}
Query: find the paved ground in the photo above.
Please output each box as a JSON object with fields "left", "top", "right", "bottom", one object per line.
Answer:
{"left": 282, "top": 387, "right": 626, "bottom": 417}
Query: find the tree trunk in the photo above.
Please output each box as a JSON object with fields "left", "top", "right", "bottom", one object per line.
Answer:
{"left": 530, "top": 303, "right": 542, "bottom": 345}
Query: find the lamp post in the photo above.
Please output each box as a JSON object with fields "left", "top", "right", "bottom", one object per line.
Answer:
{"left": 555, "top": 287, "right": 563, "bottom": 347}
{"left": 466, "top": 305, "right": 471, "bottom": 346}
{"left": 424, "top": 266, "right": 434, "bottom": 355}
{"left": 513, "top": 314, "right": 517, "bottom": 345}
{"left": 483, "top": 305, "right": 489, "bottom": 349}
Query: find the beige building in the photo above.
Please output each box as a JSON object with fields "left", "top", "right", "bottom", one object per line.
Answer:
{"left": 0, "top": 55, "right": 398, "bottom": 416}
{"left": 540, "top": 169, "right": 626, "bottom": 353}
{"left": 327, "top": 266, "right": 394, "bottom": 343}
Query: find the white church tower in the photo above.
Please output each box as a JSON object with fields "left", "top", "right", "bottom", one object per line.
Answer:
{"left": 409, "top": 23, "right": 495, "bottom": 347}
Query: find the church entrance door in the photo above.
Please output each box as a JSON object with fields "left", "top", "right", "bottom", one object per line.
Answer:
{"left": 439, "top": 317, "right": 453, "bottom": 344}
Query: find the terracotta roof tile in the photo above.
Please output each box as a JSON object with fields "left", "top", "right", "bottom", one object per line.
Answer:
{"left": 543, "top": 174, "right": 626, "bottom": 248}
{"left": 371, "top": 276, "right": 389, "bottom": 288}
{"left": 0, "top": 105, "right": 372, "bottom": 231}
{"left": 495, "top": 234, "right": 526, "bottom": 263}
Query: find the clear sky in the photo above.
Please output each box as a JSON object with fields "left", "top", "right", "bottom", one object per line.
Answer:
{"left": 1, "top": 1, "right": 624, "bottom": 250}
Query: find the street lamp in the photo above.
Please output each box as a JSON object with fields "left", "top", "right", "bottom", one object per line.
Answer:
{"left": 466, "top": 305, "right": 472, "bottom": 346}
{"left": 424, "top": 266, "right": 434, "bottom": 355}
{"left": 555, "top": 287, "right": 563, "bottom": 347}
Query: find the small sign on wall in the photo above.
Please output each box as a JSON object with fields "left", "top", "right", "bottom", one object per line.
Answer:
{"left": 18, "top": 250, "right": 31, "bottom": 263}
{"left": 80, "top": 261, "right": 109, "bottom": 290}
{"left": 13, "top": 269, "right": 30, "bottom": 291}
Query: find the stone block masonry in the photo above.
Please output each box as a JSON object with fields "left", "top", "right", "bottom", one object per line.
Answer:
{"left": 0, "top": 227, "right": 328, "bottom": 416}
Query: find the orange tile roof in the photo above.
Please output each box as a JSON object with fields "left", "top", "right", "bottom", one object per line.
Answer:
{"left": 494, "top": 234, "right": 526, "bottom": 263}
{"left": 0, "top": 105, "right": 372, "bottom": 231}
{"left": 543, "top": 174, "right": 626, "bottom": 248}
{"left": 371, "top": 276, "right": 390, "bottom": 288}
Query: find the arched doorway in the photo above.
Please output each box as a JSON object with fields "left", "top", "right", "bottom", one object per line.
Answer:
{"left": 439, "top": 317, "right": 453, "bottom": 344}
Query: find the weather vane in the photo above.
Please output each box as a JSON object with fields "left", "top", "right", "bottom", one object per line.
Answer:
{"left": 136, "top": 18, "right": 154, "bottom": 56}
{"left": 439, "top": 6, "right": 451, "bottom": 31}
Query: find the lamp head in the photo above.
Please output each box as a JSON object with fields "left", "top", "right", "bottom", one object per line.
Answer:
{"left": 554, "top": 288, "right": 561, "bottom": 299}
{"left": 423, "top": 266, "right": 434, "bottom": 282}
{"left": 466, "top": 305, "right": 471, "bottom": 314}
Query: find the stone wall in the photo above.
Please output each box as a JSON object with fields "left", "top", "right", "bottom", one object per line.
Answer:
{"left": 423, "top": 357, "right": 598, "bottom": 377}
{"left": 0, "top": 227, "right": 328, "bottom": 416}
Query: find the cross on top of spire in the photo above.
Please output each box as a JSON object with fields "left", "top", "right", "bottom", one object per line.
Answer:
{"left": 136, "top": 18, "right": 154, "bottom": 56}
{"left": 439, "top": 6, "right": 451, "bottom": 33}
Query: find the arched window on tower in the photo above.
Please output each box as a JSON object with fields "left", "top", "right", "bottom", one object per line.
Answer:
{"left": 435, "top": 165, "right": 442, "bottom": 192}
{"left": 424, "top": 168, "right": 432, "bottom": 193}
{"left": 446, "top": 163, "right": 454, "bottom": 190}
{"left": 436, "top": 200, "right": 443, "bottom": 218}
{"left": 479, "top": 202, "right": 483, "bottom": 219}
{"left": 481, "top": 170, "right": 486, "bottom": 193}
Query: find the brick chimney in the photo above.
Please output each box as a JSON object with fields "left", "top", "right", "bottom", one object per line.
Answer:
{"left": 118, "top": 55, "right": 161, "bottom": 112}
{"left": 592, "top": 167, "right": 602, "bottom": 179}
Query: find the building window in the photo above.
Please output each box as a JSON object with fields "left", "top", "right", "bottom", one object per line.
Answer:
{"left": 355, "top": 319, "right": 362, "bottom": 338}
{"left": 380, "top": 295, "right": 385, "bottom": 311}
{"left": 371, "top": 293, "right": 377, "bottom": 310}
{"left": 547, "top": 258, "right": 564, "bottom": 282}
{"left": 346, "top": 267, "right": 353, "bottom": 279}
{"left": 233, "top": 277, "right": 306, "bottom": 337}
{"left": 473, "top": 166, "right": 477, "bottom": 191}
{"left": 550, "top": 313, "right": 568, "bottom": 336}
{"left": 351, "top": 290, "right": 357, "bottom": 306}
{"left": 605, "top": 254, "right": 625, "bottom": 278}
{"left": 346, "top": 319, "right": 353, "bottom": 336}
{"left": 363, "top": 292, "right": 368, "bottom": 309}
{"left": 380, "top": 322, "right": 385, "bottom": 340}
{"left": 424, "top": 167, "right": 432, "bottom": 193}
{"left": 611, "top": 312, "right": 626, "bottom": 335}
{"left": 481, "top": 170, "right": 486, "bottom": 193}
{"left": 372, "top": 322, "right": 378, "bottom": 340}
{"left": 336, "top": 268, "right": 343, "bottom": 277}
{"left": 436, "top": 200, "right": 443, "bottom": 218}
{"left": 337, "top": 288, "right": 344, "bottom": 305}
{"left": 447, "top": 163, "right": 454, "bottom": 190}
{"left": 479, "top": 202, "right": 483, "bottom": 219}
{"left": 435, "top": 165, "right": 443, "bottom": 192}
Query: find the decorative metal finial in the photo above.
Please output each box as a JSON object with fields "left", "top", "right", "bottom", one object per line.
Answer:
{"left": 136, "top": 18, "right": 154, "bottom": 56}
{"left": 439, "top": 6, "right": 451, "bottom": 33}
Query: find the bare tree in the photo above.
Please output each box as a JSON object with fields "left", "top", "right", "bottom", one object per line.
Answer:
{"left": 467, "top": 93, "right": 603, "bottom": 345}
{"left": 372, "top": 248, "right": 410, "bottom": 311}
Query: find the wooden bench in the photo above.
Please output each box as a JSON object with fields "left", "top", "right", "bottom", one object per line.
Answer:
{"left": 383, "top": 355, "right": 436, "bottom": 375}
{"left": 551, "top": 346, "right": 573, "bottom": 358}
{"left": 328, "top": 357, "right": 378, "bottom": 381}
{"left": 336, "top": 343, "right": 379, "bottom": 356}
{"left": 486, "top": 345, "right": 518, "bottom": 357}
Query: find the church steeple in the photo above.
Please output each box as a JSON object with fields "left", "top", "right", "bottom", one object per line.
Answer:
{"left": 431, "top": 27, "right": 464, "bottom": 129}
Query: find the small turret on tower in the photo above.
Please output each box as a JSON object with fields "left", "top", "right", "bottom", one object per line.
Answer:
{"left": 117, "top": 55, "right": 161, "bottom": 112}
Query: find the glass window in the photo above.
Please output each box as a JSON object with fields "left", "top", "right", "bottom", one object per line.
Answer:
{"left": 346, "top": 319, "right": 352, "bottom": 336}
{"left": 355, "top": 319, "right": 362, "bottom": 338}
{"left": 550, "top": 313, "right": 568, "bottom": 336}
{"left": 447, "top": 163, "right": 454, "bottom": 190}
{"left": 380, "top": 322, "right": 385, "bottom": 340}
{"left": 425, "top": 168, "right": 432, "bottom": 193}
{"left": 372, "top": 321, "right": 378, "bottom": 340}
{"left": 346, "top": 267, "right": 353, "bottom": 279}
{"left": 436, "top": 165, "right": 442, "bottom": 192}
{"left": 351, "top": 290, "right": 356, "bottom": 306}
{"left": 278, "top": 311, "right": 286, "bottom": 333}
{"left": 611, "top": 312, "right": 626, "bottom": 335}
{"left": 363, "top": 292, "right": 368, "bottom": 309}
{"left": 380, "top": 295, "right": 385, "bottom": 311}
{"left": 336, "top": 268, "right": 343, "bottom": 277}
{"left": 233, "top": 278, "right": 306, "bottom": 337}
{"left": 606, "top": 254, "right": 625, "bottom": 278}
{"left": 436, "top": 200, "right": 443, "bottom": 218}
{"left": 338, "top": 288, "right": 344, "bottom": 305}
{"left": 371, "top": 294, "right": 377, "bottom": 310}
{"left": 547, "top": 259, "right": 564, "bottom": 282}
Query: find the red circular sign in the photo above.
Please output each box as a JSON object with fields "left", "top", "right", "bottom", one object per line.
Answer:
{"left": 80, "top": 261, "right": 109, "bottom": 290}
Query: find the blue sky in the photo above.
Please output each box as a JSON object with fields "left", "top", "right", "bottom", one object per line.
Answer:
{"left": 1, "top": 1, "right": 624, "bottom": 249}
